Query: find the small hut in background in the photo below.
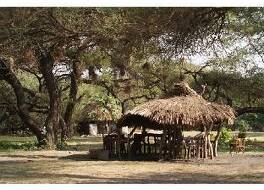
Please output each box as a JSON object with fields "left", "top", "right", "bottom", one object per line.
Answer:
{"left": 77, "top": 103, "right": 114, "bottom": 136}
{"left": 105, "top": 82, "right": 235, "bottom": 160}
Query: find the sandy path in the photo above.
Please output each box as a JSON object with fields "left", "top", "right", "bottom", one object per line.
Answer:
{"left": 0, "top": 151, "right": 263, "bottom": 183}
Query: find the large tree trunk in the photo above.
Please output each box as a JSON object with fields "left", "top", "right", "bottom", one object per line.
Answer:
{"left": 0, "top": 58, "right": 46, "bottom": 145}
{"left": 63, "top": 61, "right": 81, "bottom": 140}
{"left": 38, "top": 52, "right": 61, "bottom": 147}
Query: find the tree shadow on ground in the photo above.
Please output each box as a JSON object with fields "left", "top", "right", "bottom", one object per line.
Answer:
{"left": 59, "top": 152, "right": 234, "bottom": 166}
{"left": 59, "top": 153, "right": 196, "bottom": 162}
{"left": 0, "top": 154, "right": 60, "bottom": 159}
{"left": 0, "top": 168, "right": 263, "bottom": 184}
{"left": 59, "top": 153, "right": 97, "bottom": 161}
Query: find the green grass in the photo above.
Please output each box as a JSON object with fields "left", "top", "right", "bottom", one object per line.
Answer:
{"left": 218, "top": 131, "right": 264, "bottom": 152}
{"left": 0, "top": 135, "right": 36, "bottom": 142}
{"left": 0, "top": 135, "right": 103, "bottom": 151}
{"left": 0, "top": 135, "right": 38, "bottom": 151}
{"left": 218, "top": 142, "right": 264, "bottom": 152}
{"left": 0, "top": 131, "right": 263, "bottom": 152}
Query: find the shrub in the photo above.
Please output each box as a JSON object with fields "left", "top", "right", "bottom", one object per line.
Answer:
{"left": 235, "top": 119, "right": 249, "bottom": 138}
{"left": 0, "top": 141, "right": 38, "bottom": 151}
{"left": 235, "top": 119, "right": 249, "bottom": 133}
{"left": 219, "top": 127, "right": 233, "bottom": 145}
{"left": 56, "top": 141, "right": 68, "bottom": 150}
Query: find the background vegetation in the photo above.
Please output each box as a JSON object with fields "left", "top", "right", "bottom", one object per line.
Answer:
{"left": 0, "top": 8, "right": 263, "bottom": 149}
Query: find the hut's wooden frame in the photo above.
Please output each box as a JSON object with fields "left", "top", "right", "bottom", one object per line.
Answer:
{"left": 116, "top": 120, "right": 222, "bottom": 160}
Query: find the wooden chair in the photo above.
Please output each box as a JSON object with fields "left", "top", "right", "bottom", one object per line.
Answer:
{"left": 103, "top": 134, "right": 127, "bottom": 156}
{"left": 229, "top": 137, "right": 246, "bottom": 153}
{"left": 183, "top": 137, "right": 198, "bottom": 159}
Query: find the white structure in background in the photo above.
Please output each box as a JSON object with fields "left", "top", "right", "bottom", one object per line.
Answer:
{"left": 89, "top": 123, "right": 98, "bottom": 136}
{"left": 122, "top": 126, "right": 129, "bottom": 136}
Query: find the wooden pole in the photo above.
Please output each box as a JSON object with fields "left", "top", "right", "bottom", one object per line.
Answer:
{"left": 207, "top": 125, "right": 213, "bottom": 159}
{"left": 208, "top": 134, "right": 213, "bottom": 159}
{"left": 172, "top": 128, "right": 177, "bottom": 159}
{"left": 159, "top": 128, "right": 167, "bottom": 160}
{"left": 127, "top": 126, "right": 137, "bottom": 159}
{"left": 204, "top": 127, "right": 208, "bottom": 159}
{"left": 117, "top": 127, "right": 121, "bottom": 160}
{"left": 176, "top": 127, "right": 183, "bottom": 159}
{"left": 154, "top": 136, "right": 157, "bottom": 154}
{"left": 142, "top": 127, "right": 146, "bottom": 155}
{"left": 168, "top": 128, "right": 172, "bottom": 159}
{"left": 213, "top": 126, "right": 221, "bottom": 157}
{"left": 127, "top": 133, "right": 131, "bottom": 159}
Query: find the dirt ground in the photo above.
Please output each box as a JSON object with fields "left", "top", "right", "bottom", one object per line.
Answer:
{"left": 0, "top": 151, "right": 263, "bottom": 184}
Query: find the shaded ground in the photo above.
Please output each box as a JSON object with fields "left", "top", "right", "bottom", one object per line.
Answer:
{"left": 0, "top": 151, "right": 263, "bottom": 183}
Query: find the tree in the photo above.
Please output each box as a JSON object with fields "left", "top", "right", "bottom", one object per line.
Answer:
{"left": 0, "top": 8, "right": 96, "bottom": 146}
{"left": 0, "top": 7, "right": 239, "bottom": 147}
{"left": 181, "top": 8, "right": 264, "bottom": 131}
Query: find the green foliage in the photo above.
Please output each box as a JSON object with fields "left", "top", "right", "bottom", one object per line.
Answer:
{"left": 237, "top": 114, "right": 264, "bottom": 132}
{"left": 235, "top": 119, "right": 249, "bottom": 133}
{"left": 0, "top": 141, "right": 38, "bottom": 151}
{"left": 0, "top": 136, "right": 38, "bottom": 151}
{"left": 219, "top": 127, "right": 233, "bottom": 146}
{"left": 1, "top": 7, "right": 264, "bottom": 146}
{"left": 75, "top": 84, "right": 122, "bottom": 122}
{"left": 56, "top": 141, "right": 68, "bottom": 150}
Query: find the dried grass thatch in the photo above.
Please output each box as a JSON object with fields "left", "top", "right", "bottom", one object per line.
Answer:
{"left": 118, "top": 82, "right": 235, "bottom": 130}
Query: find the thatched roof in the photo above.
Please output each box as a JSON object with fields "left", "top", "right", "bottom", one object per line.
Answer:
{"left": 118, "top": 82, "right": 236, "bottom": 130}
{"left": 77, "top": 103, "right": 112, "bottom": 122}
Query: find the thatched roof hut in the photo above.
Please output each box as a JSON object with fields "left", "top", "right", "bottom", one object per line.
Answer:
{"left": 108, "top": 82, "right": 236, "bottom": 160}
{"left": 78, "top": 103, "right": 113, "bottom": 122}
{"left": 77, "top": 103, "right": 114, "bottom": 135}
{"left": 118, "top": 82, "right": 235, "bottom": 130}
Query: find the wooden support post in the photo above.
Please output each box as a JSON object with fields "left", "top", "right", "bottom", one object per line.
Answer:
{"left": 159, "top": 128, "right": 167, "bottom": 160}
{"left": 200, "top": 142, "right": 203, "bottom": 159}
{"left": 208, "top": 134, "right": 213, "bottom": 159}
{"left": 204, "top": 128, "right": 208, "bottom": 159}
{"left": 184, "top": 145, "right": 187, "bottom": 159}
{"left": 167, "top": 128, "right": 171, "bottom": 159}
{"left": 172, "top": 128, "right": 177, "bottom": 159}
{"left": 142, "top": 127, "right": 146, "bottom": 155}
{"left": 117, "top": 128, "right": 121, "bottom": 160}
{"left": 207, "top": 125, "right": 213, "bottom": 159}
{"left": 147, "top": 136, "right": 150, "bottom": 154}
{"left": 127, "top": 126, "right": 137, "bottom": 160}
{"left": 213, "top": 127, "right": 221, "bottom": 157}
{"left": 175, "top": 127, "right": 183, "bottom": 159}
{"left": 154, "top": 136, "right": 157, "bottom": 154}
{"left": 127, "top": 134, "right": 131, "bottom": 159}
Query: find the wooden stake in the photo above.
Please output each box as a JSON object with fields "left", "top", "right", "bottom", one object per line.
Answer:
{"left": 142, "top": 127, "right": 146, "bottom": 155}
{"left": 127, "top": 133, "right": 131, "bottom": 159}
{"left": 208, "top": 134, "right": 213, "bottom": 159}
{"left": 204, "top": 128, "right": 208, "bottom": 159}
{"left": 117, "top": 128, "right": 121, "bottom": 160}
{"left": 159, "top": 128, "right": 167, "bottom": 160}
{"left": 213, "top": 126, "right": 221, "bottom": 157}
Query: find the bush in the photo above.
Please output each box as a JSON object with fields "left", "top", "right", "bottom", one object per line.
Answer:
{"left": 0, "top": 141, "right": 38, "bottom": 151}
{"left": 219, "top": 127, "right": 233, "bottom": 145}
{"left": 235, "top": 120, "right": 249, "bottom": 133}
{"left": 235, "top": 119, "right": 249, "bottom": 138}
{"left": 56, "top": 141, "right": 68, "bottom": 150}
